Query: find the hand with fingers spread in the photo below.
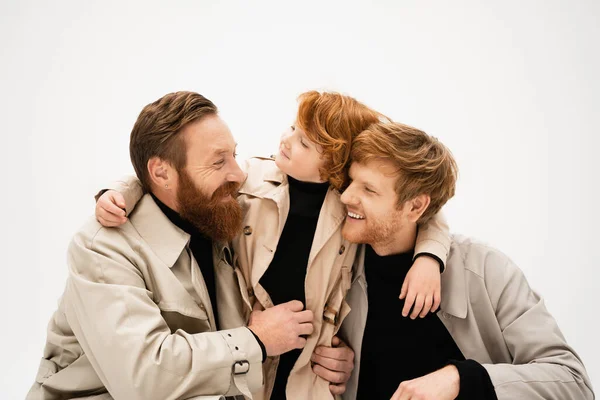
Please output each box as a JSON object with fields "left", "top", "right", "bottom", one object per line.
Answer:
{"left": 95, "top": 190, "right": 128, "bottom": 227}
{"left": 248, "top": 300, "right": 314, "bottom": 357}
{"left": 399, "top": 255, "right": 441, "bottom": 319}
{"left": 391, "top": 365, "right": 460, "bottom": 400}
{"left": 311, "top": 336, "right": 354, "bottom": 396}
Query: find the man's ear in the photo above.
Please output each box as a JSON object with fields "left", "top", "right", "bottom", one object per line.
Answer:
{"left": 147, "top": 157, "right": 175, "bottom": 190}
{"left": 407, "top": 194, "right": 431, "bottom": 223}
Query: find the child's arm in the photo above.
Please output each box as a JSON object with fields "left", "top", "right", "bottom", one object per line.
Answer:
{"left": 400, "top": 211, "right": 451, "bottom": 319}
{"left": 414, "top": 210, "right": 450, "bottom": 270}
{"left": 95, "top": 175, "right": 144, "bottom": 227}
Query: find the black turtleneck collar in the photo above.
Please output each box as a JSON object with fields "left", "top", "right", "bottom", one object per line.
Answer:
{"left": 287, "top": 175, "right": 329, "bottom": 218}
{"left": 287, "top": 175, "right": 330, "bottom": 194}
{"left": 365, "top": 245, "right": 415, "bottom": 280}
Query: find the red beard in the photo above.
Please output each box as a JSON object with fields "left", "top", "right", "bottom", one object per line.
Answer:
{"left": 177, "top": 170, "right": 243, "bottom": 242}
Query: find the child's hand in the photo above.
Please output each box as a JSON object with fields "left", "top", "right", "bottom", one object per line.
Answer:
{"left": 399, "top": 256, "right": 441, "bottom": 319}
{"left": 96, "top": 190, "right": 128, "bottom": 227}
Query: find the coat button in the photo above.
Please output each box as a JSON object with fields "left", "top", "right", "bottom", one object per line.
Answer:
{"left": 243, "top": 226, "right": 252, "bottom": 235}
{"left": 339, "top": 245, "right": 345, "bottom": 255}
{"left": 199, "top": 303, "right": 205, "bottom": 310}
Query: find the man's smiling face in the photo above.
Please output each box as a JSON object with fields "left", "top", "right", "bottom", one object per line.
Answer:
{"left": 340, "top": 160, "right": 411, "bottom": 250}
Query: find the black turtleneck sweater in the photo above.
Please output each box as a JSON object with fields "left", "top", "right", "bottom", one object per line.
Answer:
{"left": 357, "top": 245, "right": 497, "bottom": 400}
{"left": 151, "top": 194, "right": 219, "bottom": 328}
{"left": 259, "top": 176, "right": 329, "bottom": 400}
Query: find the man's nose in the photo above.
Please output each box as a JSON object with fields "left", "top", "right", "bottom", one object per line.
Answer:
{"left": 228, "top": 160, "right": 246, "bottom": 183}
{"left": 340, "top": 186, "right": 357, "bottom": 205}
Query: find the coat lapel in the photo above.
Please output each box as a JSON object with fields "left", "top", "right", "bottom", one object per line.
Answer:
{"left": 307, "top": 189, "right": 346, "bottom": 268}
{"left": 130, "top": 195, "right": 208, "bottom": 321}
{"left": 239, "top": 163, "right": 291, "bottom": 288}
{"left": 132, "top": 195, "right": 190, "bottom": 268}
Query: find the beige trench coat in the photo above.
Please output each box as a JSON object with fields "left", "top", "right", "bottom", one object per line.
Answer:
{"left": 234, "top": 157, "right": 451, "bottom": 400}
{"left": 28, "top": 193, "right": 263, "bottom": 400}
{"left": 340, "top": 234, "right": 595, "bottom": 399}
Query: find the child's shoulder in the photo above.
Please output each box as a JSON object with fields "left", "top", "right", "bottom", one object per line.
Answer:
{"left": 240, "top": 156, "right": 284, "bottom": 193}
{"left": 242, "top": 155, "right": 277, "bottom": 173}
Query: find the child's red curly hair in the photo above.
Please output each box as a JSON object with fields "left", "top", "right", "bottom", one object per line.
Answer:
{"left": 296, "top": 91, "right": 386, "bottom": 190}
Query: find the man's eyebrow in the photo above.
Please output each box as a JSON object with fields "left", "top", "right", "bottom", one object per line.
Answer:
{"left": 213, "top": 143, "right": 238, "bottom": 156}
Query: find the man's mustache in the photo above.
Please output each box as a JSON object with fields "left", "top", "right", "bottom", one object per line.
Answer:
{"left": 210, "top": 181, "right": 240, "bottom": 201}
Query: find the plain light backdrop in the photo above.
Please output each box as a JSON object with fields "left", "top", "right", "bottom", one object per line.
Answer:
{"left": 1, "top": 0, "right": 598, "bottom": 398}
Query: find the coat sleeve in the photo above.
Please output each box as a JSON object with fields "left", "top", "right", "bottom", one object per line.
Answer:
{"left": 414, "top": 211, "right": 451, "bottom": 270}
{"left": 63, "top": 227, "right": 263, "bottom": 400}
{"left": 482, "top": 255, "right": 594, "bottom": 399}
{"left": 94, "top": 175, "right": 144, "bottom": 217}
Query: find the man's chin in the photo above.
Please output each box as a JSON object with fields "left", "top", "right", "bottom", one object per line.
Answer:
{"left": 342, "top": 227, "right": 366, "bottom": 244}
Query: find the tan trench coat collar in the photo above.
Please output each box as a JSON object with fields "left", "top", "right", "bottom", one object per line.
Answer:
{"left": 240, "top": 158, "right": 286, "bottom": 193}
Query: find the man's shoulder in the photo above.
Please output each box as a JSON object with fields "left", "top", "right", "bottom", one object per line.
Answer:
{"left": 449, "top": 234, "right": 517, "bottom": 279}
{"left": 71, "top": 194, "right": 166, "bottom": 256}
{"left": 64, "top": 216, "right": 145, "bottom": 282}
{"left": 68, "top": 195, "right": 189, "bottom": 280}
{"left": 71, "top": 215, "right": 142, "bottom": 255}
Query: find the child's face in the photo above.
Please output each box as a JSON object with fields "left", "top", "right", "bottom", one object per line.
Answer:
{"left": 275, "top": 125, "right": 327, "bottom": 183}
